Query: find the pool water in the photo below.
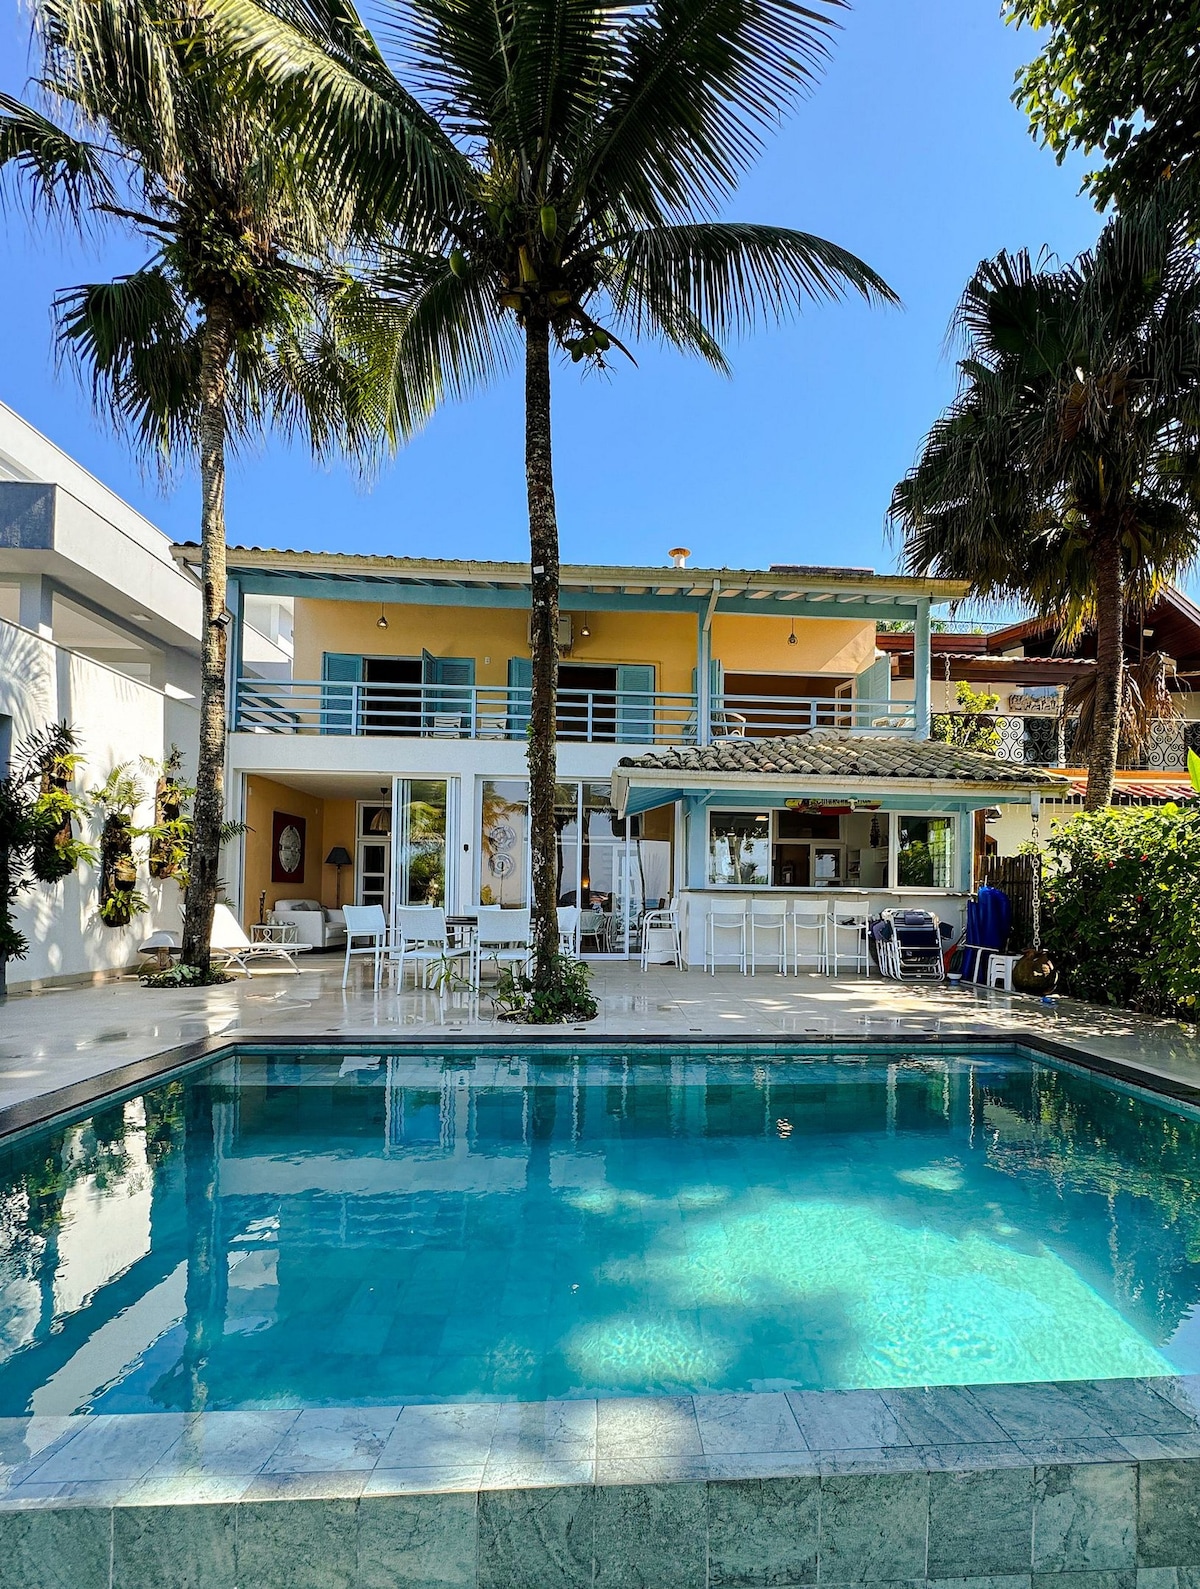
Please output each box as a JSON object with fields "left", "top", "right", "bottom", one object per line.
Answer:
{"left": 2, "top": 1044, "right": 1199, "bottom": 1414}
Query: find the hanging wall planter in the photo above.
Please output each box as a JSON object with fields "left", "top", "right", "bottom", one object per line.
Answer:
{"left": 147, "top": 747, "right": 189, "bottom": 881}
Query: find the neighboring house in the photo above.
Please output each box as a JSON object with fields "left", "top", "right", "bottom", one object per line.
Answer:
{"left": 183, "top": 544, "right": 1064, "bottom": 962}
{"left": 882, "top": 590, "right": 1200, "bottom": 858}
{"left": 0, "top": 402, "right": 292, "bottom": 990}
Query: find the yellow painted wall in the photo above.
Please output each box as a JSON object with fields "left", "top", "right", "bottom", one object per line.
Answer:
{"left": 293, "top": 597, "right": 877, "bottom": 692}
{"left": 321, "top": 797, "right": 359, "bottom": 909}
{"left": 243, "top": 775, "right": 326, "bottom": 928}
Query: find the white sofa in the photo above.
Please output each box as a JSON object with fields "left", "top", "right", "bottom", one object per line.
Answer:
{"left": 270, "top": 899, "right": 347, "bottom": 950}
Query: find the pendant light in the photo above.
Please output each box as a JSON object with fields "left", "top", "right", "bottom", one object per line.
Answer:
{"left": 376, "top": 603, "right": 388, "bottom": 630}
{"left": 788, "top": 618, "right": 797, "bottom": 646}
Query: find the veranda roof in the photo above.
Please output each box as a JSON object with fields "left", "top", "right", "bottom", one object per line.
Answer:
{"left": 611, "top": 731, "right": 1069, "bottom": 817}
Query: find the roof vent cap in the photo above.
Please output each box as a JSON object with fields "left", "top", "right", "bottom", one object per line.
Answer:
{"left": 668, "top": 547, "right": 690, "bottom": 568}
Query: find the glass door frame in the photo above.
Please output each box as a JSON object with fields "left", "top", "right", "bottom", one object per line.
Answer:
{"left": 390, "top": 776, "right": 458, "bottom": 913}
{"left": 473, "top": 775, "right": 649, "bottom": 959}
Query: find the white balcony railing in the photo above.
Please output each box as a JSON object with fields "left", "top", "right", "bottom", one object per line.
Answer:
{"left": 233, "top": 680, "right": 913, "bottom": 743}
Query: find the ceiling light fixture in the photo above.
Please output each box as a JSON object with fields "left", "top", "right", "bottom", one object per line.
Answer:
{"left": 376, "top": 604, "right": 388, "bottom": 630}
{"left": 788, "top": 619, "right": 797, "bottom": 647}
{"left": 580, "top": 613, "right": 591, "bottom": 637}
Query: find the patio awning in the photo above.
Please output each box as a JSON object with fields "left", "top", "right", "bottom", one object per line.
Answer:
{"left": 611, "top": 732, "right": 1070, "bottom": 817}
{"left": 1064, "top": 777, "right": 1195, "bottom": 804}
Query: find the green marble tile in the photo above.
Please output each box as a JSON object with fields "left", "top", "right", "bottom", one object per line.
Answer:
{"left": 112, "top": 1502, "right": 236, "bottom": 1589}
{"left": 928, "top": 1578, "right": 1033, "bottom": 1589}
{"left": 593, "top": 1482, "right": 706, "bottom": 1589}
{"left": 707, "top": 1476, "right": 819, "bottom": 1587}
{"left": 478, "top": 1484, "right": 595, "bottom": 1589}
{"left": 0, "top": 1505, "right": 111, "bottom": 1589}
{"left": 236, "top": 1499, "right": 357, "bottom": 1589}
{"left": 929, "top": 1468, "right": 1035, "bottom": 1578}
{"left": 1031, "top": 1573, "right": 1135, "bottom": 1589}
{"left": 1034, "top": 1464, "right": 1136, "bottom": 1573}
{"left": 1139, "top": 1463, "right": 1200, "bottom": 1569}
{"left": 356, "top": 1491, "right": 477, "bottom": 1589}
{"left": 818, "top": 1471, "right": 929, "bottom": 1584}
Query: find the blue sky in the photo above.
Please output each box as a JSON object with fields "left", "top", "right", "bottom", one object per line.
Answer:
{"left": 0, "top": 0, "right": 1104, "bottom": 578}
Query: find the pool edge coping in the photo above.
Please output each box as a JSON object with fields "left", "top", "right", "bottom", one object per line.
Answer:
{"left": 4, "top": 1024, "right": 1200, "bottom": 1145}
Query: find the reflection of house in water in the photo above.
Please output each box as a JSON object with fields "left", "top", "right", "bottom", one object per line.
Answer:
{"left": 5, "top": 1052, "right": 1200, "bottom": 1411}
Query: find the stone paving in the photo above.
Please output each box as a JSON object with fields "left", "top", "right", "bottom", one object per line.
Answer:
{"left": 4, "top": 955, "right": 1200, "bottom": 1118}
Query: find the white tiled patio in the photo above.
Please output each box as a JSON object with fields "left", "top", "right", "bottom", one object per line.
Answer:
{"left": 3, "top": 955, "right": 1200, "bottom": 1117}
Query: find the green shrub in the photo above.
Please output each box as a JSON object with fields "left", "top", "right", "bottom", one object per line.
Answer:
{"left": 931, "top": 681, "right": 1001, "bottom": 754}
{"left": 494, "top": 954, "right": 599, "bottom": 1024}
{"left": 1041, "top": 799, "right": 1200, "bottom": 1019}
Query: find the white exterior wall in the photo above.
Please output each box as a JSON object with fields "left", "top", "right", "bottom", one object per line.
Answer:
{"left": 1, "top": 617, "right": 199, "bottom": 991}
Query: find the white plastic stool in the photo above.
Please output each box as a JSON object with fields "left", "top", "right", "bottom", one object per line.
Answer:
{"left": 986, "top": 953, "right": 1020, "bottom": 991}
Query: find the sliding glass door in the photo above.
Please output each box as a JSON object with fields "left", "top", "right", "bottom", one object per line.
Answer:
{"left": 390, "top": 779, "right": 454, "bottom": 907}
{"left": 476, "top": 777, "right": 673, "bottom": 956}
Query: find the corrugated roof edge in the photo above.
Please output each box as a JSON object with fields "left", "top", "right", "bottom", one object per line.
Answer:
{"left": 170, "top": 543, "right": 970, "bottom": 599}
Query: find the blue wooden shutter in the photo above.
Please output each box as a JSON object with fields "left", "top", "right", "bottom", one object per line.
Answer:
{"left": 617, "top": 664, "right": 655, "bottom": 743}
{"left": 855, "top": 654, "right": 891, "bottom": 728}
{"left": 321, "top": 652, "right": 361, "bottom": 735}
{"left": 507, "top": 656, "right": 532, "bottom": 738}
{"left": 435, "top": 657, "right": 475, "bottom": 730}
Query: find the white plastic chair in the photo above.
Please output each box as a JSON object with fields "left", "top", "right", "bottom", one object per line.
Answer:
{"left": 749, "top": 897, "right": 789, "bottom": 974}
{"left": 388, "top": 906, "right": 471, "bottom": 988}
{"left": 473, "top": 907, "right": 533, "bottom": 987}
{"left": 342, "top": 904, "right": 387, "bottom": 990}
{"left": 640, "top": 896, "right": 682, "bottom": 970}
{"left": 790, "top": 908, "right": 828, "bottom": 973}
{"left": 827, "top": 908, "right": 871, "bottom": 976}
{"left": 557, "top": 905, "right": 580, "bottom": 955}
{"left": 578, "top": 905, "right": 607, "bottom": 953}
{"left": 705, "top": 898, "right": 748, "bottom": 974}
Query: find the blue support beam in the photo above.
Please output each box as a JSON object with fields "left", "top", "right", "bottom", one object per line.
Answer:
{"left": 913, "top": 598, "right": 932, "bottom": 739}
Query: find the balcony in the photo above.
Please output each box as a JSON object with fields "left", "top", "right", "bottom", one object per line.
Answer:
{"left": 940, "top": 711, "right": 1200, "bottom": 772}
{"left": 232, "top": 679, "right": 912, "bottom": 742}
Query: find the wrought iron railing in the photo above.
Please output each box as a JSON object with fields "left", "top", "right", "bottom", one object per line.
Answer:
{"left": 939, "top": 712, "right": 1200, "bottom": 772}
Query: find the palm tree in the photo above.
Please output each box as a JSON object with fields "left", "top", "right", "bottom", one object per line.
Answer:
{"left": 890, "top": 197, "right": 1200, "bottom": 809}
{"left": 1, "top": 0, "right": 406, "bottom": 970}
{"left": 214, "top": 0, "right": 897, "bottom": 987}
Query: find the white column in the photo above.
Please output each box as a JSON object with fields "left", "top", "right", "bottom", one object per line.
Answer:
{"left": 17, "top": 574, "right": 53, "bottom": 639}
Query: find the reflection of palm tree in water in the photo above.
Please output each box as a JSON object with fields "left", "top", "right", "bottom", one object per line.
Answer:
{"left": 182, "top": 1085, "right": 224, "bottom": 1410}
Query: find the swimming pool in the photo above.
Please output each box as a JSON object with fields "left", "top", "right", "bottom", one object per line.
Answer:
{"left": 1, "top": 1041, "right": 1198, "bottom": 1415}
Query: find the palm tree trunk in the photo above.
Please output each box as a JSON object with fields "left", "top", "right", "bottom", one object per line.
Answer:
{"left": 181, "top": 304, "right": 233, "bottom": 971}
{"left": 1085, "top": 534, "right": 1125, "bottom": 811}
{"left": 524, "top": 315, "right": 560, "bottom": 990}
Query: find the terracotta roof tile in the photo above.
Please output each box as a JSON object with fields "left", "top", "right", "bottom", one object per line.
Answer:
{"left": 617, "top": 731, "right": 1069, "bottom": 787}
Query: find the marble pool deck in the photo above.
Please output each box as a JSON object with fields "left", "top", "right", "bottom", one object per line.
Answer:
{"left": 6, "top": 962, "right": 1200, "bottom": 1587}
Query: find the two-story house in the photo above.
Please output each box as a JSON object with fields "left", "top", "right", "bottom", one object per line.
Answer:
{"left": 191, "top": 544, "right": 1065, "bottom": 963}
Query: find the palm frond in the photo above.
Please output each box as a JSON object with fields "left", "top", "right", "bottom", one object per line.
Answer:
{"left": 54, "top": 266, "right": 201, "bottom": 464}
{"left": 373, "top": 246, "right": 519, "bottom": 406}
{"left": 205, "top": 0, "right": 471, "bottom": 231}
{"left": 609, "top": 222, "right": 897, "bottom": 346}
{"left": 1064, "top": 651, "right": 1180, "bottom": 767}
{"left": 0, "top": 91, "right": 114, "bottom": 219}
{"left": 573, "top": 0, "right": 845, "bottom": 225}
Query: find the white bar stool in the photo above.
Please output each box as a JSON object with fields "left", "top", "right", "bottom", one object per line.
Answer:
{"left": 705, "top": 899, "right": 748, "bottom": 974}
{"left": 986, "top": 953, "right": 1020, "bottom": 991}
{"left": 827, "top": 908, "right": 871, "bottom": 976}
{"left": 749, "top": 897, "right": 789, "bottom": 974}
{"left": 790, "top": 907, "right": 828, "bottom": 973}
